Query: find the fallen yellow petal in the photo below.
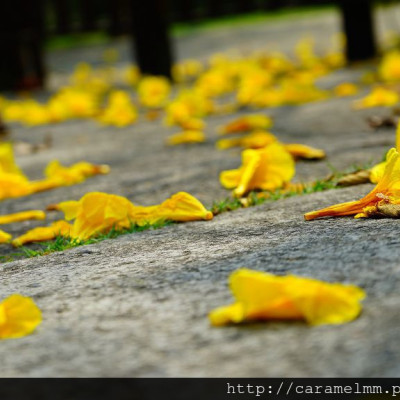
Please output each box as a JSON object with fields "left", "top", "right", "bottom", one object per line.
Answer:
{"left": 0, "top": 294, "right": 42, "bottom": 339}
{"left": 12, "top": 220, "right": 72, "bottom": 247}
{"left": 0, "top": 210, "right": 46, "bottom": 225}
{"left": 0, "top": 230, "right": 12, "bottom": 243}
{"left": 209, "top": 269, "right": 365, "bottom": 326}
{"left": 220, "top": 142, "right": 295, "bottom": 197}
{"left": 216, "top": 131, "right": 277, "bottom": 150}
{"left": 166, "top": 130, "right": 205, "bottom": 146}
{"left": 219, "top": 114, "right": 273, "bottom": 135}
{"left": 284, "top": 143, "right": 326, "bottom": 160}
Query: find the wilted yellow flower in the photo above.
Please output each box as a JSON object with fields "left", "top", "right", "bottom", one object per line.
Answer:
{"left": 12, "top": 220, "right": 72, "bottom": 247}
{"left": 0, "top": 294, "right": 42, "bottom": 339}
{"left": 219, "top": 115, "right": 273, "bottom": 135}
{"left": 0, "top": 230, "right": 12, "bottom": 243}
{"left": 379, "top": 51, "right": 400, "bottom": 82}
{"left": 283, "top": 143, "right": 326, "bottom": 160}
{"left": 334, "top": 82, "right": 359, "bottom": 97}
{"left": 52, "top": 191, "right": 213, "bottom": 240}
{"left": 0, "top": 210, "right": 45, "bottom": 225}
{"left": 209, "top": 269, "right": 365, "bottom": 326}
{"left": 305, "top": 147, "right": 400, "bottom": 220}
{"left": 354, "top": 86, "right": 399, "bottom": 109}
{"left": 220, "top": 142, "right": 295, "bottom": 197}
{"left": 167, "top": 130, "right": 205, "bottom": 145}
{"left": 98, "top": 91, "right": 137, "bottom": 127}
{"left": 216, "top": 131, "right": 277, "bottom": 150}
{"left": 138, "top": 76, "right": 171, "bottom": 108}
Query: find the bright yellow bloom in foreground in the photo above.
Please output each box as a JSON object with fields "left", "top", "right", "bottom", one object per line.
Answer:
{"left": 305, "top": 148, "right": 400, "bottom": 220}
{"left": 167, "top": 130, "right": 205, "bottom": 145}
{"left": 220, "top": 143, "right": 295, "bottom": 197}
{"left": 0, "top": 230, "right": 12, "bottom": 243}
{"left": 48, "top": 191, "right": 213, "bottom": 241}
{"left": 12, "top": 220, "right": 72, "bottom": 247}
{"left": 334, "top": 82, "right": 359, "bottom": 97}
{"left": 209, "top": 269, "right": 365, "bottom": 326}
{"left": 0, "top": 294, "right": 42, "bottom": 339}
{"left": 353, "top": 87, "right": 399, "bottom": 109}
{"left": 0, "top": 210, "right": 45, "bottom": 225}
{"left": 219, "top": 115, "right": 273, "bottom": 135}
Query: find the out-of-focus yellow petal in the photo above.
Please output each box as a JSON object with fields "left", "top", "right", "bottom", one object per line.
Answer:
{"left": 166, "top": 130, "right": 205, "bottom": 145}
{"left": 219, "top": 115, "right": 273, "bottom": 135}
{"left": 0, "top": 142, "right": 26, "bottom": 176}
{"left": 12, "top": 220, "right": 72, "bottom": 247}
{"left": 334, "top": 82, "right": 359, "bottom": 97}
{"left": 209, "top": 269, "right": 365, "bottom": 326}
{"left": 353, "top": 87, "right": 399, "bottom": 109}
{"left": 0, "top": 210, "right": 45, "bottom": 225}
{"left": 220, "top": 169, "right": 242, "bottom": 189}
{"left": 284, "top": 143, "right": 326, "bottom": 160}
{"left": 216, "top": 131, "right": 277, "bottom": 150}
{"left": 0, "top": 230, "right": 12, "bottom": 243}
{"left": 369, "top": 161, "right": 386, "bottom": 184}
{"left": 0, "top": 294, "right": 42, "bottom": 339}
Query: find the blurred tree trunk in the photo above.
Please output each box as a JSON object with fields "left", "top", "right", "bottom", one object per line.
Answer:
{"left": 0, "top": 0, "right": 46, "bottom": 91}
{"left": 338, "top": 0, "right": 376, "bottom": 62}
{"left": 130, "top": 0, "right": 173, "bottom": 78}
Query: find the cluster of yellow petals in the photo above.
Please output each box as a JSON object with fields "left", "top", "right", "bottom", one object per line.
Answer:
{"left": 167, "top": 130, "right": 205, "bottom": 146}
{"left": 353, "top": 86, "right": 399, "bottom": 109}
{"left": 220, "top": 142, "right": 295, "bottom": 197}
{"left": 209, "top": 269, "right": 365, "bottom": 326}
{"left": 0, "top": 294, "right": 42, "bottom": 339}
{"left": 11, "top": 191, "right": 213, "bottom": 244}
{"left": 97, "top": 90, "right": 137, "bottom": 127}
{"left": 305, "top": 148, "right": 400, "bottom": 220}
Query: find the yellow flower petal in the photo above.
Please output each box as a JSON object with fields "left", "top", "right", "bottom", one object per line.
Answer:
{"left": 209, "top": 269, "right": 365, "bottom": 326}
{"left": 0, "top": 294, "right": 42, "bottom": 339}
{"left": 12, "top": 220, "right": 72, "bottom": 247}
{"left": 167, "top": 130, "right": 205, "bottom": 145}
{"left": 0, "top": 210, "right": 46, "bottom": 225}
{"left": 284, "top": 143, "right": 326, "bottom": 160}
{"left": 220, "top": 143, "right": 295, "bottom": 197}
{"left": 216, "top": 131, "right": 277, "bottom": 150}
{"left": 219, "top": 115, "right": 273, "bottom": 135}
{"left": 0, "top": 230, "right": 12, "bottom": 243}
{"left": 157, "top": 192, "right": 213, "bottom": 222}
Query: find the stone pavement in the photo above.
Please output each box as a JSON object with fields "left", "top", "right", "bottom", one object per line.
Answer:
{"left": 1, "top": 8, "right": 400, "bottom": 377}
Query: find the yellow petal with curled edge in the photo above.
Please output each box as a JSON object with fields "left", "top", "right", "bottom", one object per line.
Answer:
{"left": 49, "top": 200, "right": 80, "bottom": 221}
{"left": 220, "top": 142, "right": 295, "bottom": 198}
{"left": 12, "top": 220, "right": 72, "bottom": 247}
{"left": 305, "top": 148, "right": 400, "bottom": 220}
{"left": 284, "top": 143, "right": 326, "bottom": 160}
{"left": 209, "top": 269, "right": 365, "bottom": 326}
{"left": 156, "top": 192, "right": 213, "bottom": 222}
{"left": 0, "top": 230, "right": 12, "bottom": 243}
{"left": 166, "top": 130, "right": 205, "bottom": 146}
{"left": 0, "top": 294, "right": 42, "bottom": 339}
{"left": 0, "top": 210, "right": 45, "bottom": 225}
